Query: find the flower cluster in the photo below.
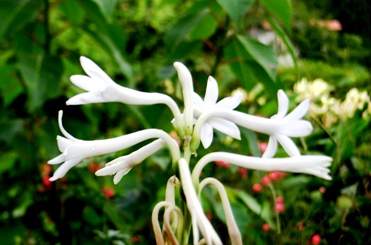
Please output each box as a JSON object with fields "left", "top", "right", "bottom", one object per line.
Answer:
{"left": 294, "top": 78, "right": 371, "bottom": 126}
{"left": 48, "top": 57, "right": 332, "bottom": 244}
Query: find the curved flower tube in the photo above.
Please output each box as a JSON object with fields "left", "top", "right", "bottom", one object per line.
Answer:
{"left": 192, "top": 152, "right": 332, "bottom": 184}
{"left": 193, "top": 76, "right": 243, "bottom": 148}
{"left": 263, "top": 90, "right": 311, "bottom": 158}
{"left": 67, "top": 56, "right": 183, "bottom": 131}
{"left": 95, "top": 139, "right": 165, "bottom": 184}
{"left": 178, "top": 158, "right": 222, "bottom": 245}
{"left": 199, "top": 178, "right": 242, "bottom": 245}
{"left": 48, "top": 111, "right": 180, "bottom": 181}
{"left": 191, "top": 90, "right": 312, "bottom": 154}
{"left": 152, "top": 201, "right": 183, "bottom": 245}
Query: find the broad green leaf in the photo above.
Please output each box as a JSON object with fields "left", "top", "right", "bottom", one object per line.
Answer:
{"left": 237, "top": 35, "right": 277, "bottom": 81}
{"left": 259, "top": 0, "right": 292, "bottom": 32}
{"left": 189, "top": 11, "right": 218, "bottom": 40}
{"left": 241, "top": 128, "right": 261, "bottom": 157}
{"left": 224, "top": 37, "right": 281, "bottom": 98}
{"left": 0, "top": 151, "right": 18, "bottom": 174}
{"left": 60, "top": 0, "right": 85, "bottom": 24}
{"left": 230, "top": 188, "right": 261, "bottom": 214}
{"left": 0, "top": 0, "right": 42, "bottom": 41}
{"left": 18, "top": 53, "right": 63, "bottom": 111}
{"left": 78, "top": 0, "right": 133, "bottom": 85}
{"left": 217, "top": 0, "right": 253, "bottom": 28}
{"left": 91, "top": 0, "right": 117, "bottom": 21}
{"left": 264, "top": 15, "right": 298, "bottom": 71}
{"left": 0, "top": 65, "right": 24, "bottom": 107}
{"left": 0, "top": 119, "right": 24, "bottom": 143}
{"left": 164, "top": 9, "right": 215, "bottom": 47}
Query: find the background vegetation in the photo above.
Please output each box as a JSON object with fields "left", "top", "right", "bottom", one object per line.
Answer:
{"left": 0, "top": 0, "right": 370, "bottom": 244}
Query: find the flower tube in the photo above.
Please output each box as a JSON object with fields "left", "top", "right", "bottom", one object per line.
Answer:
{"left": 178, "top": 158, "right": 222, "bottom": 245}
{"left": 192, "top": 152, "right": 332, "bottom": 184}
{"left": 48, "top": 111, "right": 180, "bottom": 181}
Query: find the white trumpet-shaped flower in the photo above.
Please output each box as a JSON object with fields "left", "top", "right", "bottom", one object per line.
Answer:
{"left": 48, "top": 111, "right": 180, "bottom": 181}
{"left": 262, "top": 90, "right": 311, "bottom": 158}
{"left": 192, "top": 152, "right": 332, "bottom": 183}
{"left": 95, "top": 139, "right": 165, "bottom": 184}
{"left": 193, "top": 76, "right": 243, "bottom": 148}
{"left": 67, "top": 56, "right": 183, "bottom": 129}
{"left": 178, "top": 158, "right": 222, "bottom": 245}
{"left": 191, "top": 90, "right": 312, "bottom": 154}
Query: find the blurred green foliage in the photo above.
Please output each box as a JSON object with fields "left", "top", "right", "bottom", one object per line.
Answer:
{"left": 0, "top": 0, "right": 370, "bottom": 244}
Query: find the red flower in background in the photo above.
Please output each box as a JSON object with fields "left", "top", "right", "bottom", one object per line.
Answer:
{"left": 215, "top": 160, "right": 230, "bottom": 168}
{"left": 102, "top": 187, "right": 115, "bottom": 198}
{"left": 311, "top": 234, "right": 321, "bottom": 244}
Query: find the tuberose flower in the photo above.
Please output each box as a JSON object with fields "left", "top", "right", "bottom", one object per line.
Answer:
{"left": 191, "top": 90, "right": 312, "bottom": 154}
{"left": 262, "top": 90, "right": 311, "bottom": 158}
{"left": 67, "top": 57, "right": 183, "bottom": 130}
{"left": 48, "top": 111, "right": 180, "bottom": 181}
{"left": 193, "top": 76, "right": 243, "bottom": 148}
{"left": 95, "top": 139, "right": 165, "bottom": 184}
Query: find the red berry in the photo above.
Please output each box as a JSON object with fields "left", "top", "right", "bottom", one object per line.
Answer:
{"left": 252, "top": 183, "right": 263, "bottom": 193}
{"left": 215, "top": 160, "right": 230, "bottom": 168}
{"left": 238, "top": 168, "right": 247, "bottom": 178}
{"left": 319, "top": 186, "right": 326, "bottom": 193}
{"left": 258, "top": 142, "right": 268, "bottom": 153}
{"left": 269, "top": 171, "right": 278, "bottom": 180}
{"left": 261, "top": 175, "right": 271, "bottom": 186}
{"left": 311, "top": 234, "right": 321, "bottom": 244}
{"left": 102, "top": 187, "right": 115, "bottom": 198}
{"left": 262, "top": 223, "right": 270, "bottom": 231}
{"left": 275, "top": 203, "right": 285, "bottom": 213}
{"left": 276, "top": 196, "right": 284, "bottom": 204}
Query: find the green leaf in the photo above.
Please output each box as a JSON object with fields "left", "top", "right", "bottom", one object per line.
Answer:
{"left": 241, "top": 128, "right": 261, "bottom": 157}
{"left": 91, "top": 0, "right": 117, "bottom": 21}
{"left": 164, "top": 9, "right": 216, "bottom": 47}
{"left": 0, "top": 151, "right": 18, "bottom": 174}
{"left": 17, "top": 53, "right": 63, "bottom": 111}
{"left": 0, "top": 0, "right": 42, "bottom": 41}
{"left": 259, "top": 0, "right": 292, "bottom": 32}
{"left": 264, "top": 15, "right": 298, "bottom": 71}
{"left": 217, "top": 0, "right": 253, "bottom": 28}
{"left": 60, "top": 0, "right": 85, "bottom": 24}
{"left": 224, "top": 37, "right": 281, "bottom": 98}
{"left": 0, "top": 65, "right": 24, "bottom": 107}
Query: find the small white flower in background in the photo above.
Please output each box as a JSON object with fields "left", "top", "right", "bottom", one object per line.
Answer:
{"left": 193, "top": 76, "right": 243, "bottom": 148}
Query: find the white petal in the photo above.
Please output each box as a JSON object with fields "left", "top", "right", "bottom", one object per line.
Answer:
{"left": 56, "top": 136, "right": 72, "bottom": 152}
{"left": 200, "top": 123, "right": 214, "bottom": 148}
{"left": 204, "top": 76, "right": 218, "bottom": 106}
{"left": 193, "top": 92, "right": 204, "bottom": 107}
{"left": 284, "top": 99, "right": 310, "bottom": 120}
{"left": 278, "top": 120, "right": 313, "bottom": 137}
{"left": 80, "top": 56, "right": 115, "bottom": 85}
{"left": 216, "top": 93, "right": 243, "bottom": 109}
{"left": 48, "top": 154, "right": 65, "bottom": 164}
{"left": 70, "top": 75, "right": 106, "bottom": 92}
{"left": 276, "top": 90, "right": 289, "bottom": 118}
{"left": 113, "top": 168, "right": 131, "bottom": 184}
{"left": 66, "top": 91, "right": 107, "bottom": 105}
{"left": 262, "top": 137, "right": 278, "bottom": 158}
{"left": 275, "top": 135, "right": 300, "bottom": 157}
{"left": 49, "top": 158, "right": 82, "bottom": 181}
{"left": 209, "top": 118, "right": 241, "bottom": 140}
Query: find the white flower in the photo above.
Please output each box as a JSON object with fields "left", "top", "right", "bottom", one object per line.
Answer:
{"left": 67, "top": 56, "right": 182, "bottom": 128}
{"left": 48, "top": 111, "right": 180, "bottom": 181}
{"left": 263, "top": 90, "right": 311, "bottom": 158}
{"left": 95, "top": 139, "right": 165, "bottom": 184}
{"left": 193, "top": 76, "right": 243, "bottom": 148}
{"left": 192, "top": 152, "right": 332, "bottom": 182}
{"left": 178, "top": 158, "right": 222, "bottom": 245}
{"left": 191, "top": 90, "right": 312, "bottom": 154}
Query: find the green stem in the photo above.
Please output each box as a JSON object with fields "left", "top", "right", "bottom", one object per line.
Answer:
{"left": 268, "top": 183, "right": 281, "bottom": 234}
